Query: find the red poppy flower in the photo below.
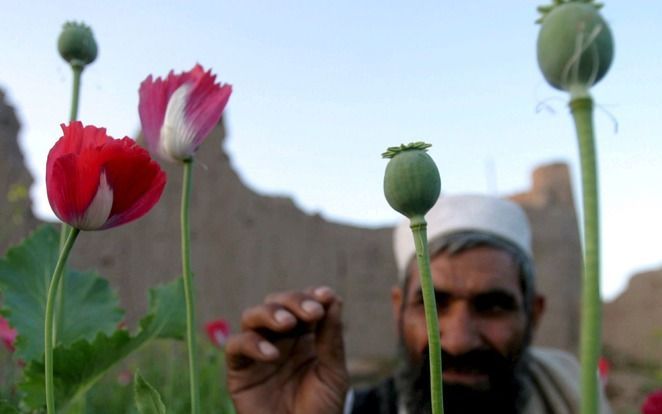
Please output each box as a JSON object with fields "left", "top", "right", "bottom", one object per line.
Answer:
{"left": 0, "top": 316, "right": 17, "bottom": 352}
{"left": 643, "top": 390, "right": 662, "bottom": 414}
{"left": 138, "top": 64, "right": 232, "bottom": 162}
{"left": 205, "top": 319, "right": 230, "bottom": 348}
{"left": 46, "top": 122, "right": 166, "bottom": 230}
{"left": 598, "top": 356, "right": 610, "bottom": 385}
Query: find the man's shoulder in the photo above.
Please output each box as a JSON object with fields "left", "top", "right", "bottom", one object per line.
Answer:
{"left": 523, "top": 346, "right": 611, "bottom": 414}
{"left": 528, "top": 346, "right": 581, "bottom": 377}
{"left": 348, "top": 377, "right": 399, "bottom": 414}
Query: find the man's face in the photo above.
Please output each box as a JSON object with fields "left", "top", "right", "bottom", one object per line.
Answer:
{"left": 391, "top": 245, "right": 543, "bottom": 413}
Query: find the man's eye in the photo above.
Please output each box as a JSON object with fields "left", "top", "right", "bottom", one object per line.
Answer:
{"left": 473, "top": 294, "right": 518, "bottom": 315}
{"left": 434, "top": 293, "right": 450, "bottom": 312}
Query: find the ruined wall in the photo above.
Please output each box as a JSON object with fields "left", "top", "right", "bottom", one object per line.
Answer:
{"left": 70, "top": 126, "right": 584, "bottom": 359}
{"left": 1, "top": 91, "right": 585, "bottom": 361}
{"left": 604, "top": 268, "right": 662, "bottom": 363}
{"left": 70, "top": 122, "right": 397, "bottom": 360}
{"left": 510, "top": 163, "right": 582, "bottom": 354}
{"left": 0, "top": 91, "right": 39, "bottom": 254}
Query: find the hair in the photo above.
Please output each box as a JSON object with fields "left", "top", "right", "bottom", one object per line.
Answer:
{"left": 401, "top": 231, "right": 537, "bottom": 318}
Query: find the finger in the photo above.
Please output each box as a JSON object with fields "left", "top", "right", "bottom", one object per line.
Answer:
{"left": 263, "top": 290, "right": 326, "bottom": 323}
{"left": 225, "top": 331, "right": 280, "bottom": 370}
{"left": 240, "top": 303, "right": 298, "bottom": 332}
{"left": 313, "top": 287, "right": 346, "bottom": 368}
{"left": 310, "top": 285, "right": 338, "bottom": 305}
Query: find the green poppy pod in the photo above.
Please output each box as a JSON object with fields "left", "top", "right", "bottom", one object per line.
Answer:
{"left": 58, "top": 22, "right": 98, "bottom": 67}
{"left": 537, "top": 2, "right": 613, "bottom": 92}
{"left": 383, "top": 142, "right": 441, "bottom": 219}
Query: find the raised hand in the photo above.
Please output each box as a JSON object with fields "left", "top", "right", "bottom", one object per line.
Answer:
{"left": 226, "top": 286, "right": 349, "bottom": 414}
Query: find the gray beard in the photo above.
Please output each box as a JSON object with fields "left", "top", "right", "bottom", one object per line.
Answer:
{"left": 393, "top": 341, "right": 532, "bottom": 414}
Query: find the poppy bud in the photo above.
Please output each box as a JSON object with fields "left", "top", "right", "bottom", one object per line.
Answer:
{"left": 383, "top": 142, "right": 440, "bottom": 219}
{"left": 57, "top": 21, "right": 98, "bottom": 68}
{"left": 536, "top": 2, "right": 613, "bottom": 93}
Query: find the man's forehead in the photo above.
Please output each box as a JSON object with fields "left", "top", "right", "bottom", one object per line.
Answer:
{"left": 405, "top": 246, "right": 521, "bottom": 297}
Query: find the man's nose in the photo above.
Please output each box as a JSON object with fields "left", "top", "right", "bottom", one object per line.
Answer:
{"left": 439, "top": 303, "right": 482, "bottom": 355}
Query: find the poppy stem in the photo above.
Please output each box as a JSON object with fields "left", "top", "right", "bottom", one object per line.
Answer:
{"left": 410, "top": 215, "right": 444, "bottom": 414}
{"left": 69, "top": 65, "right": 83, "bottom": 122}
{"left": 181, "top": 159, "right": 201, "bottom": 414}
{"left": 45, "top": 226, "right": 80, "bottom": 414}
{"left": 571, "top": 96, "right": 601, "bottom": 414}
{"left": 55, "top": 64, "right": 83, "bottom": 344}
{"left": 58, "top": 65, "right": 83, "bottom": 247}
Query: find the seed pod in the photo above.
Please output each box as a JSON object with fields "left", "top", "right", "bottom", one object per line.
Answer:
{"left": 536, "top": 1, "right": 613, "bottom": 92}
{"left": 58, "top": 21, "right": 98, "bottom": 67}
{"left": 383, "top": 142, "right": 440, "bottom": 219}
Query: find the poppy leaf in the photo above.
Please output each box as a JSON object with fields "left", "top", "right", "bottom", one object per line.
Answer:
{"left": 18, "top": 277, "right": 185, "bottom": 410}
{"left": 0, "top": 225, "right": 123, "bottom": 362}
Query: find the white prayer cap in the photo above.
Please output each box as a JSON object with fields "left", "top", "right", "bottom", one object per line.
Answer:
{"left": 393, "top": 194, "right": 532, "bottom": 281}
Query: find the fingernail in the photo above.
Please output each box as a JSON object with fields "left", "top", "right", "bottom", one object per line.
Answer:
{"left": 274, "top": 309, "right": 295, "bottom": 325}
{"left": 314, "top": 286, "right": 333, "bottom": 299}
{"left": 259, "top": 341, "right": 278, "bottom": 357}
{"left": 301, "top": 299, "right": 323, "bottom": 316}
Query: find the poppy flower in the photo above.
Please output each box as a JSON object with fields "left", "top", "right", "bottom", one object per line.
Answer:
{"left": 205, "top": 319, "right": 230, "bottom": 348}
{"left": 643, "top": 390, "right": 662, "bottom": 414}
{"left": 138, "top": 64, "right": 232, "bottom": 162}
{"left": 0, "top": 316, "right": 17, "bottom": 352}
{"left": 598, "top": 356, "right": 610, "bottom": 386}
{"left": 46, "top": 121, "right": 166, "bottom": 230}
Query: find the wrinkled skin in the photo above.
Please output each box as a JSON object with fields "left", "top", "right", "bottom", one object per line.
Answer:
{"left": 225, "top": 287, "right": 349, "bottom": 414}
{"left": 391, "top": 246, "right": 545, "bottom": 413}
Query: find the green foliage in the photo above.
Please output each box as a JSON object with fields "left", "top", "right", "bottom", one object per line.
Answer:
{"left": 86, "top": 341, "right": 235, "bottom": 414}
{"left": 18, "top": 278, "right": 185, "bottom": 411}
{"left": 0, "top": 401, "right": 20, "bottom": 414}
{"left": 0, "top": 339, "right": 236, "bottom": 413}
{"left": 0, "top": 225, "right": 123, "bottom": 362}
{"left": 0, "top": 400, "right": 19, "bottom": 414}
{"left": 134, "top": 372, "right": 166, "bottom": 414}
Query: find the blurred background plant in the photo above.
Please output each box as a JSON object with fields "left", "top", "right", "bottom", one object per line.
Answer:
{"left": 0, "top": 338, "right": 235, "bottom": 414}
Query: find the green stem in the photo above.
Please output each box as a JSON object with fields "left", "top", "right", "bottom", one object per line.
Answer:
{"left": 58, "top": 65, "right": 83, "bottom": 246}
{"left": 55, "top": 64, "right": 84, "bottom": 344}
{"left": 410, "top": 215, "right": 444, "bottom": 414}
{"left": 570, "top": 97, "right": 601, "bottom": 414}
{"left": 45, "top": 227, "right": 80, "bottom": 414}
{"left": 181, "top": 159, "right": 200, "bottom": 414}
{"left": 69, "top": 65, "right": 83, "bottom": 122}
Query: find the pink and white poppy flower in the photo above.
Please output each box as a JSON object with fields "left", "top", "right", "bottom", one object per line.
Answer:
{"left": 138, "top": 64, "right": 232, "bottom": 162}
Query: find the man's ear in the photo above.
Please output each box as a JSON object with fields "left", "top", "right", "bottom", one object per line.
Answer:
{"left": 530, "top": 294, "right": 546, "bottom": 332}
{"left": 391, "top": 285, "right": 403, "bottom": 329}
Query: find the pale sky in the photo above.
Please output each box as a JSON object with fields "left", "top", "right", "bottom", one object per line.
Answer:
{"left": 1, "top": 1, "right": 661, "bottom": 300}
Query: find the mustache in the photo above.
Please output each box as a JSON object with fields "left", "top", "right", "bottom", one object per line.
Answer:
{"left": 440, "top": 347, "right": 511, "bottom": 375}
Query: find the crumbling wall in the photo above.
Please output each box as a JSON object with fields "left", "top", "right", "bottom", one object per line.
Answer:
{"left": 1, "top": 92, "right": 585, "bottom": 360}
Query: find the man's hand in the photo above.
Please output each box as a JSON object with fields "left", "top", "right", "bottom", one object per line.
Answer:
{"left": 225, "top": 286, "right": 349, "bottom": 414}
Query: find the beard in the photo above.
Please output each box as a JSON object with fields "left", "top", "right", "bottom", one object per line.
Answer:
{"left": 393, "top": 342, "right": 530, "bottom": 414}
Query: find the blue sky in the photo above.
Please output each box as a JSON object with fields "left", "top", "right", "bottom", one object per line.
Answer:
{"left": 1, "top": 1, "right": 661, "bottom": 300}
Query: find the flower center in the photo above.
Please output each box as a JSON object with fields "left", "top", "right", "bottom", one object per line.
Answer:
{"left": 77, "top": 171, "right": 113, "bottom": 230}
{"left": 160, "top": 83, "right": 196, "bottom": 161}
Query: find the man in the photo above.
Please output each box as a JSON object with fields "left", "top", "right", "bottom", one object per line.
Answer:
{"left": 225, "top": 194, "right": 611, "bottom": 413}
